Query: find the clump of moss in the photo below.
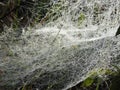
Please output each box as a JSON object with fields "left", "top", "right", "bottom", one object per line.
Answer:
{"left": 78, "top": 13, "right": 85, "bottom": 26}
{"left": 68, "top": 66, "right": 120, "bottom": 90}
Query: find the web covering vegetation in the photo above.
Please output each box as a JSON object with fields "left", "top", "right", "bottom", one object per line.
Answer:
{"left": 0, "top": 0, "right": 120, "bottom": 90}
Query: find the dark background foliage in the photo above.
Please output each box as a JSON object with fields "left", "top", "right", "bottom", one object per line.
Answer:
{"left": 0, "top": 0, "right": 51, "bottom": 33}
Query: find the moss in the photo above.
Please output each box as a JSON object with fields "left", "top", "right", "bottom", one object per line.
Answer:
{"left": 7, "top": 50, "right": 14, "bottom": 56}
{"left": 82, "top": 77, "right": 94, "bottom": 87}
{"left": 78, "top": 13, "right": 85, "bottom": 25}
{"left": 80, "top": 68, "right": 115, "bottom": 90}
{"left": 69, "top": 64, "right": 119, "bottom": 90}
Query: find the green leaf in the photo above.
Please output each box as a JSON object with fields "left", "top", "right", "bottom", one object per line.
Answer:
{"left": 82, "top": 77, "right": 94, "bottom": 87}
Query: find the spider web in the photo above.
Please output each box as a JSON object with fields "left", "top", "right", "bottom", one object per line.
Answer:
{"left": 0, "top": 0, "right": 120, "bottom": 90}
